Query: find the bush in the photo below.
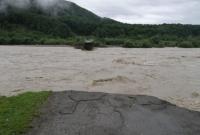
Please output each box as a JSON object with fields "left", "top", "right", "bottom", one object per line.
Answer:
{"left": 178, "top": 41, "right": 194, "bottom": 48}
{"left": 150, "top": 36, "right": 160, "bottom": 44}
{"left": 83, "top": 42, "right": 94, "bottom": 51}
{"left": 104, "top": 38, "right": 124, "bottom": 45}
{"left": 73, "top": 41, "right": 85, "bottom": 49}
{"left": 123, "top": 40, "right": 133, "bottom": 48}
{"left": 123, "top": 40, "right": 153, "bottom": 48}
{"left": 0, "top": 37, "right": 8, "bottom": 44}
{"left": 159, "top": 41, "right": 177, "bottom": 47}
{"left": 192, "top": 40, "right": 200, "bottom": 48}
{"left": 140, "top": 40, "right": 152, "bottom": 48}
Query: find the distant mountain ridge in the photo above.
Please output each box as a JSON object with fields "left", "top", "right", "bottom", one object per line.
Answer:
{"left": 0, "top": 0, "right": 103, "bottom": 37}
{"left": 0, "top": 0, "right": 200, "bottom": 47}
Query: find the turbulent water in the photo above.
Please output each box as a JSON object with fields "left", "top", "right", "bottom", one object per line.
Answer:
{"left": 0, "top": 46, "right": 200, "bottom": 111}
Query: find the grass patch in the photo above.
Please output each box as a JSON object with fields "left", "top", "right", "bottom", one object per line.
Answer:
{"left": 0, "top": 91, "right": 51, "bottom": 135}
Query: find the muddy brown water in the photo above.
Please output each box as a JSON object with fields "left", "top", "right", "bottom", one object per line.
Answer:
{"left": 0, "top": 46, "right": 200, "bottom": 111}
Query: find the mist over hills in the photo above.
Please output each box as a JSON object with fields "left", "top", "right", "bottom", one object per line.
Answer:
{"left": 0, "top": 0, "right": 73, "bottom": 12}
{"left": 0, "top": 0, "right": 100, "bottom": 19}
{"left": 0, "top": 0, "right": 200, "bottom": 47}
{"left": 0, "top": 0, "right": 101, "bottom": 36}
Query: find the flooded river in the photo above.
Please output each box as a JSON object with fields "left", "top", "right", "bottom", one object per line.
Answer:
{"left": 0, "top": 46, "right": 200, "bottom": 111}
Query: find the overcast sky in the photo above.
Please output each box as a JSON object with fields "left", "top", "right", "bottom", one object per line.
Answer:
{"left": 70, "top": 0, "right": 200, "bottom": 24}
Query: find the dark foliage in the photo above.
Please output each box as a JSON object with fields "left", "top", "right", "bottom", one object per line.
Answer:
{"left": 0, "top": 0, "right": 200, "bottom": 48}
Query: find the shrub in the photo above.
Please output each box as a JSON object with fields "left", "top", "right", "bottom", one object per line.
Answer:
{"left": 150, "top": 36, "right": 160, "bottom": 44}
{"left": 104, "top": 38, "right": 124, "bottom": 45}
{"left": 0, "top": 37, "right": 8, "bottom": 44}
{"left": 123, "top": 40, "right": 133, "bottom": 48}
{"left": 83, "top": 42, "right": 94, "bottom": 51}
{"left": 192, "top": 40, "right": 200, "bottom": 48}
{"left": 159, "top": 41, "right": 177, "bottom": 47}
{"left": 140, "top": 40, "right": 152, "bottom": 48}
{"left": 178, "top": 41, "right": 194, "bottom": 48}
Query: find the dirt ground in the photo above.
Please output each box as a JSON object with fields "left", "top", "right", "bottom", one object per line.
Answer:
{"left": 0, "top": 46, "right": 200, "bottom": 111}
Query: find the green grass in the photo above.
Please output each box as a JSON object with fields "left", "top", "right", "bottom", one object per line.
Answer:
{"left": 0, "top": 92, "right": 51, "bottom": 135}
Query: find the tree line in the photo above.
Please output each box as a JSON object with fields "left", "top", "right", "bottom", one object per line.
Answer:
{"left": 0, "top": 5, "right": 200, "bottom": 47}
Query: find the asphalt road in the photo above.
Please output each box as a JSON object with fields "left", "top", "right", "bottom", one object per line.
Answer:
{"left": 26, "top": 91, "right": 200, "bottom": 135}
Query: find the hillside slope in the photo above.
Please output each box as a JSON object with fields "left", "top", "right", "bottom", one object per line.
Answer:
{"left": 0, "top": 0, "right": 200, "bottom": 47}
{"left": 0, "top": 0, "right": 101, "bottom": 36}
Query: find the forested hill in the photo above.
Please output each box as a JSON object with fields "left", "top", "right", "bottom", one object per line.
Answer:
{"left": 0, "top": 0, "right": 102, "bottom": 37}
{"left": 0, "top": 0, "right": 200, "bottom": 48}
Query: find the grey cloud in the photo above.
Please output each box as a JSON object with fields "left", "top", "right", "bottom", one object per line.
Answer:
{"left": 70, "top": 0, "right": 200, "bottom": 24}
{"left": 0, "top": 0, "right": 62, "bottom": 12}
{"left": 0, "top": 0, "right": 30, "bottom": 12}
{"left": 35, "top": 0, "right": 60, "bottom": 9}
{"left": 1, "top": 0, "right": 199, "bottom": 24}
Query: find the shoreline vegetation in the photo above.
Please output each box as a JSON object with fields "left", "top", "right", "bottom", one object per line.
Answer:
{"left": 1, "top": 1, "right": 200, "bottom": 48}
{"left": 0, "top": 36, "right": 200, "bottom": 48}
{"left": 0, "top": 92, "right": 50, "bottom": 135}
{"left": 0, "top": 0, "right": 200, "bottom": 48}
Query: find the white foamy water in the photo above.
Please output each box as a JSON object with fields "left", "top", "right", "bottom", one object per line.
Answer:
{"left": 0, "top": 46, "right": 200, "bottom": 111}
